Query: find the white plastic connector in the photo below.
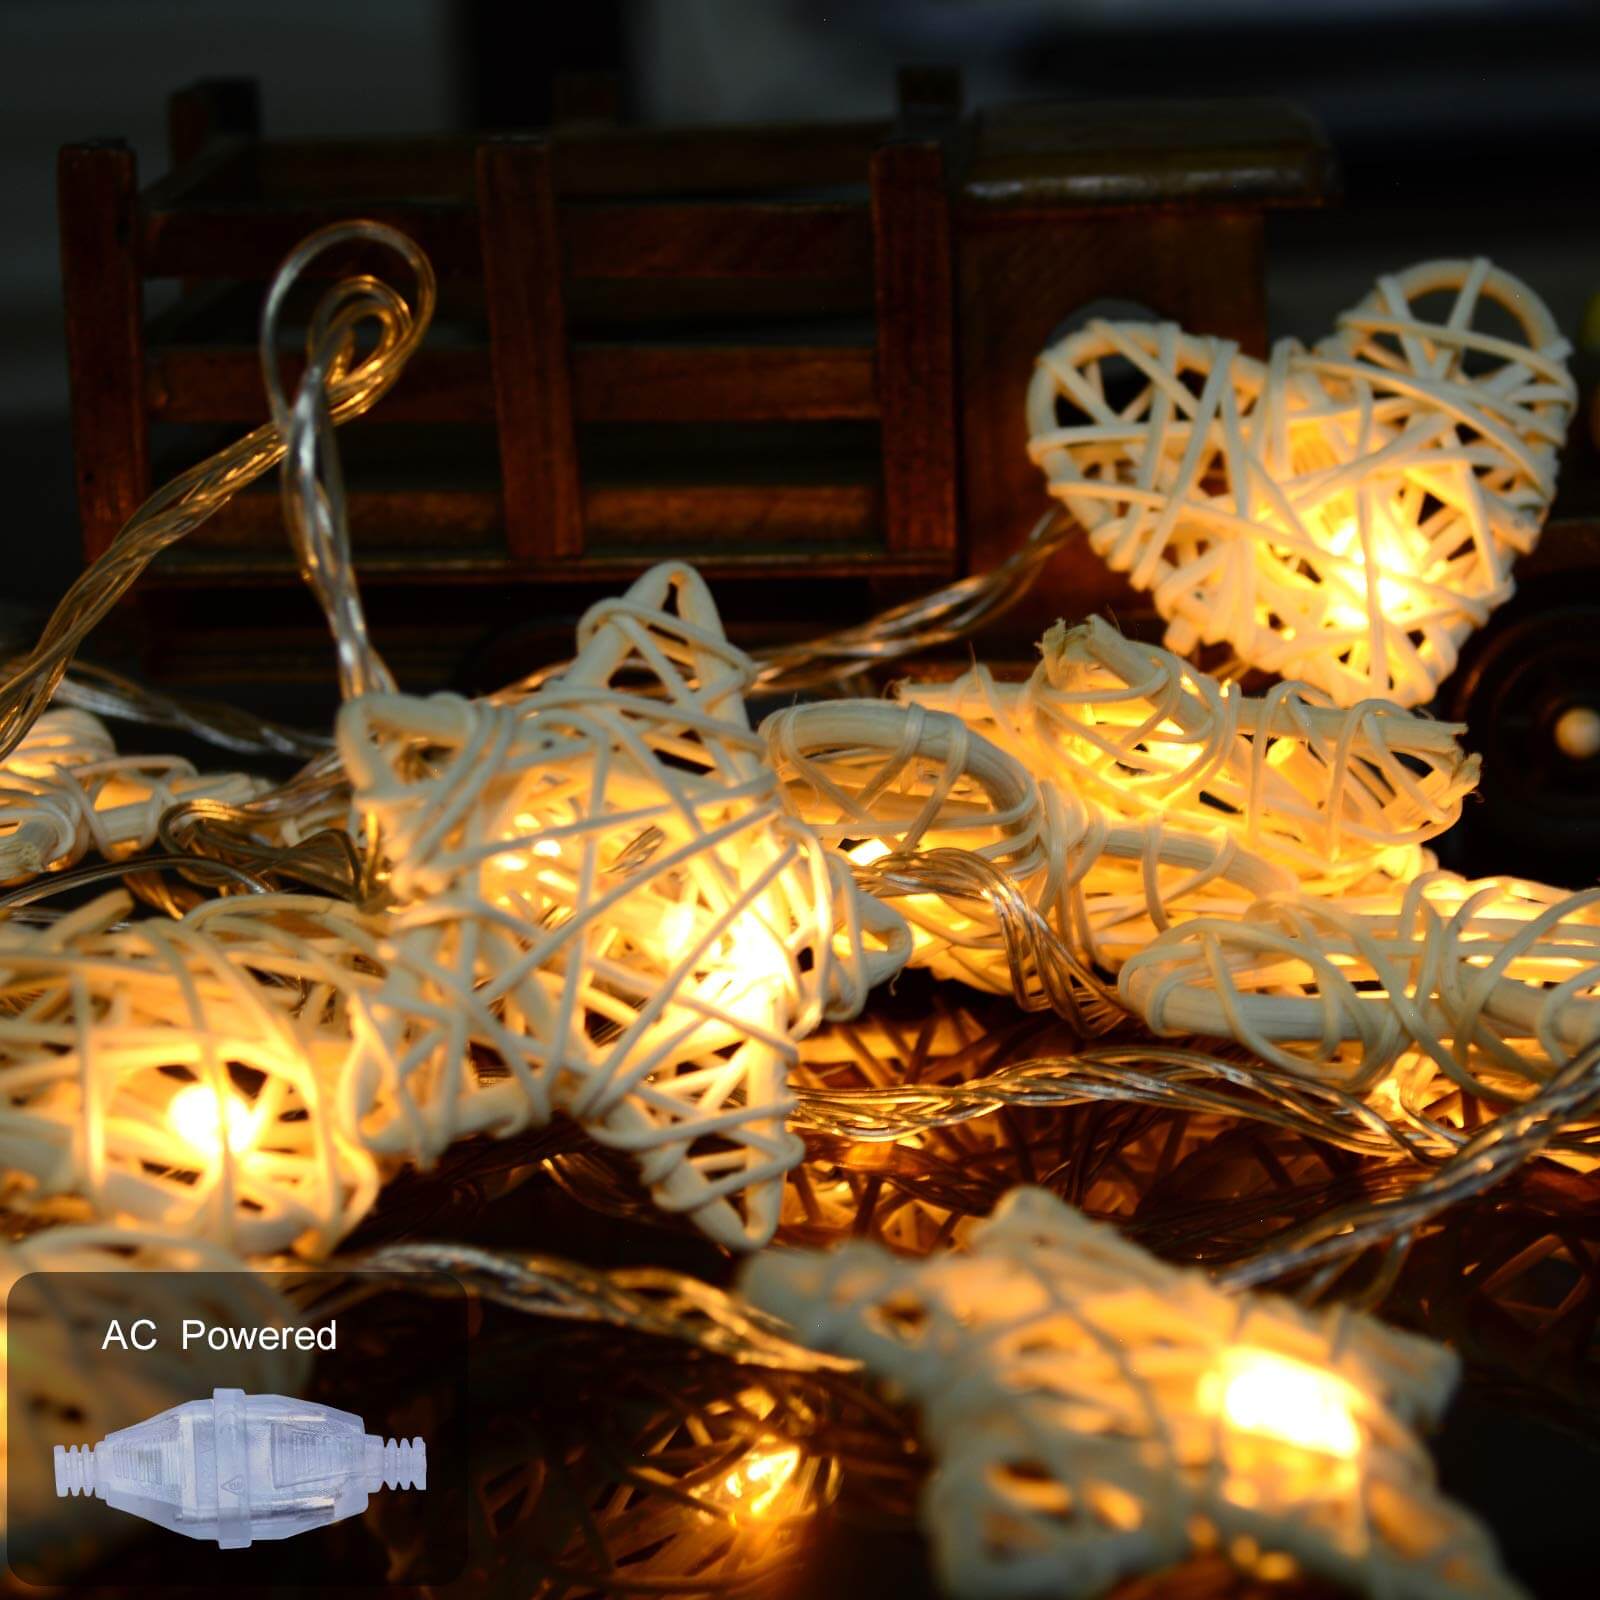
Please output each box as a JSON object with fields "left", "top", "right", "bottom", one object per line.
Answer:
{"left": 53, "top": 1388, "right": 425, "bottom": 1548}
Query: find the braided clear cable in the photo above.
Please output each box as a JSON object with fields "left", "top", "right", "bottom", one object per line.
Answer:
{"left": 0, "top": 220, "right": 433, "bottom": 764}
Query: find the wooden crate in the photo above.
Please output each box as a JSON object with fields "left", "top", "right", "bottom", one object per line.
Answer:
{"left": 57, "top": 74, "right": 1334, "bottom": 690}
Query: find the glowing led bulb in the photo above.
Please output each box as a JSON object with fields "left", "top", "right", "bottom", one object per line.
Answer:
{"left": 1202, "top": 1347, "right": 1362, "bottom": 1459}
{"left": 1325, "top": 515, "right": 1420, "bottom": 624}
{"left": 847, "top": 838, "right": 893, "bottom": 867}
{"left": 658, "top": 901, "right": 700, "bottom": 955}
{"left": 169, "top": 1083, "right": 260, "bottom": 1159}
{"left": 720, "top": 1443, "right": 802, "bottom": 1518}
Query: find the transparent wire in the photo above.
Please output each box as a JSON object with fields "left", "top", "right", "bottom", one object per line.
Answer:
{"left": 751, "top": 508, "right": 1070, "bottom": 695}
{"left": 1219, "top": 1034, "right": 1600, "bottom": 1293}
{"left": 788, "top": 1045, "right": 1456, "bottom": 1159}
{"left": 308, "top": 1039, "right": 1600, "bottom": 1379}
{"left": 261, "top": 223, "right": 432, "bottom": 703}
{"left": 317, "top": 1243, "right": 861, "bottom": 1376}
{"left": 0, "top": 220, "right": 433, "bottom": 765}
{"left": 850, "top": 845, "right": 1125, "bottom": 1033}
{"left": 50, "top": 661, "right": 329, "bottom": 761}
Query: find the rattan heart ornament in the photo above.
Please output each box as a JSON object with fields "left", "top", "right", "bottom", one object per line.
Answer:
{"left": 1027, "top": 259, "right": 1575, "bottom": 707}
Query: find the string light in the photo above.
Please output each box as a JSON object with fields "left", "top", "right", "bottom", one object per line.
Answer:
{"left": 765, "top": 697, "right": 1290, "bottom": 1004}
{"left": 0, "top": 222, "right": 433, "bottom": 764}
{"left": 717, "top": 1438, "right": 806, "bottom": 1519}
{"left": 0, "top": 889, "right": 383, "bottom": 1255}
{"left": 1200, "top": 1346, "right": 1363, "bottom": 1461}
{"left": 168, "top": 1082, "right": 261, "bottom": 1160}
{"left": 0, "top": 217, "right": 1588, "bottom": 1600}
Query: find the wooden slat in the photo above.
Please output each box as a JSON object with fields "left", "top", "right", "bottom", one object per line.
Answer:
{"left": 240, "top": 122, "right": 887, "bottom": 201}
{"left": 963, "top": 99, "right": 1337, "bottom": 211}
{"left": 564, "top": 203, "right": 870, "bottom": 281}
{"left": 178, "top": 491, "right": 505, "bottom": 552}
{"left": 147, "top": 347, "right": 497, "bottom": 424}
{"left": 172, "top": 483, "right": 882, "bottom": 562}
{"left": 142, "top": 204, "right": 481, "bottom": 279}
{"left": 584, "top": 484, "right": 879, "bottom": 548}
{"left": 59, "top": 141, "right": 149, "bottom": 563}
{"left": 872, "top": 141, "right": 959, "bottom": 555}
{"left": 475, "top": 138, "right": 584, "bottom": 560}
{"left": 143, "top": 199, "right": 872, "bottom": 285}
{"left": 147, "top": 547, "right": 950, "bottom": 585}
{"left": 550, "top": 121, "right": 886, "bottom": 197}
{"left": 576, "top": 345, "right": 877, "bottom": 422}
{"left": 147, "top": 343, "right": 877, "bottom": 425}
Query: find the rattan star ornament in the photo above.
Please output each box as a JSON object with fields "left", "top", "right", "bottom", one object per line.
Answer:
{"left": 1027, "top": 258, "right": 1574, "bottom": 707}
{"left": 744, "top": 1187, "right": 1524, "bottom": 1600}
{"left": 0, "top": 888, "right": 383, "bottom": 1256}
{"left": 764, "top": 697, "right": 1291, "bottom": 1004}
{"left": 0, "top": 707, "right": 267, "bottom": 883}
{"left": 1120, "top": 869, "right": 1600, "bottom": 1118}
{"left": 338, "top": 564, "right": 909, "bottom": 1250}
{"left": 903, "top": 614, "right": 1478, "bottom": 894}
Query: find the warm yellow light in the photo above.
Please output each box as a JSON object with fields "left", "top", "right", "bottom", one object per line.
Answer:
{"left": 1325, "top": 515, "right": 1420, "bottom": 625}
{"left": 1201, "top": 1347, "right": 1362, "bottom": 1459}
{"left": 847, "top": 838, "right": 893, "bottom": 867}
{"left": 658, "top": 901, "right": 700, "bottom": 955}
{"left": 532, "top": 837, "right": 562, "bottom": 858}
{"left": 721, "top": 1442, "right": 802, "bottom": 1517}
{"left": 169, "top": 1083, "right": 260, "bottom": 1160}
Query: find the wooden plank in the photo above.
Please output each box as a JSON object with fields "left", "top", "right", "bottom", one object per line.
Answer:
{"left": 169, "top": 484, "right": 883, "bottom": 561}
{"left": 146, "top": 343, "right": 878, "bottom": 425}
{"left": 564, "top": 203, "right": 870, "bottom": 281}
{"left": 142, "top": 203, "right": 481, "bottom": 279}
{"left": 566, "top": 276, "right": 873, "bottom": 327}
{"left": 963, "top": 99, "right": 1337, "bottom": 211}
{"left": 145, "top": 550, "right": 952, "bottom": 587}
{"left": 242, "top": 123, "right": 887, "bottom": 201}
{"left": 585, "top": 483, "right": 879, "bottom": 548}
{"left": 576, "top": 345, "right": 877, "bottom": 422}
{"left": 550, "top": 121, "right": 886, "bottom": 197}
{"left": 144, "top": 200, "right": 872, "bottom": 283}
{"left": 58, "top": 141, "right": 149, "bottom": 563}
{"left": 872, "top": 141, "right": 959, "bottom": 556}
{"left": 178, "top": 490, "right": 505, "bottom": 551}
{"left": 475, "top": 138, "right": 584, "bottom": 560}
{"left": 147, "top": 346, "right": 497, "bottom": 424}
{"left": 246, "top": 137, "right": 476, "bottom": 202}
